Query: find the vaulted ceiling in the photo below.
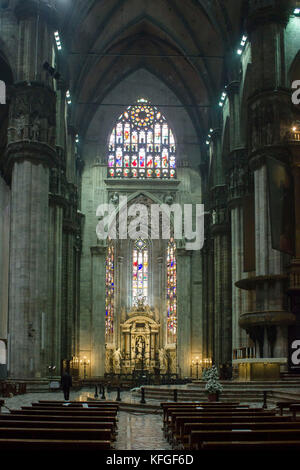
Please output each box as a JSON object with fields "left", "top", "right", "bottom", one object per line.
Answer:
{"left": 58, "top": 0, "right": 246, "bottom": 141}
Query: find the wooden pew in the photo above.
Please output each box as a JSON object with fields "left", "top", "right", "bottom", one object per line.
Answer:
{"left": 21, "top": 405, "right": 118, "bottom": 411}
{"left": 276, "top": 401, "right": 300, "bottom": 416}
{"left": 0, "top": 427, "right": 113, "bottom": 441}
{"left": 166, "top": 411, "right": 277, "bottom": 440}
{"left": 35, "top": 401, "right": 118, "bottom": 407}
{"left": 164, "top": 406, "right": 259, "bottom": 431}
{"left": 161, "top": 402, "right": 246, "bottom": 424}
{"left": 178, "top": 421, "right": 300, "bottom": 449}
{"left": 189, "top": 429, "right": 300, "bottom": 450}
{"left": 0, "top": 438, "right": 111, "bottom": 451}
{"left": 201, "top": 441, "right": 300, "bottom": 451}
{"left": 24, "top": 406, "right": 119, "bottom": 414}
{"left": 174, "top": 414, "right": 292, "bottom": 437}
{"left": 12, "top": 409, "right": 117, "bottom": 418}
{"left": 0, "top": 401, "right": 119, "bottom": 451}
{"left": 0, "top": 413, "right": 118, "bottom": 425}
{"left": 0, "top": 419, "right": 116, "bottom": 435}
{"left": 289, "top": 404, "right": 300, "bottom": 420}
{"left": 172, "top": 415, "right": 292, "bottom": 446}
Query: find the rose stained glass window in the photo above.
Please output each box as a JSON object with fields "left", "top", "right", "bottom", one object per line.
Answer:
{"left": 108, "top": 99, "right": 176, "bottom": 179}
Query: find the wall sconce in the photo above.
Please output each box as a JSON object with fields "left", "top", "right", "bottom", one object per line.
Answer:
{"left": 48, "top": 365, "right": 56, "bottom": 378}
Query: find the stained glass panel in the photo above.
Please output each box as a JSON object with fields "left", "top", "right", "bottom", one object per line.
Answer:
{"left": 108, "top": 99, "right": 176, "bottom": 179}
{"left": 132, "top": 238, "right": 149, "bottom": 305}
{"left": 167, "top": 239, "right": 177, "bottom": 343}
{"left": 105, "top": 239, "right": 114, "bottom": 342}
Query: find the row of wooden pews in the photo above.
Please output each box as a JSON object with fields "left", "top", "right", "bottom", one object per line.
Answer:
{"left": 162, "top": 401, "right": 300, "bottom": 451}
{"left": 0, "top": 400, "right": 119, "bottom": 451}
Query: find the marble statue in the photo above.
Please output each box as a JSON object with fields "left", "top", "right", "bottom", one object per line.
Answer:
{"left": 113, "top": 348, "right": 122, "bottom": 371}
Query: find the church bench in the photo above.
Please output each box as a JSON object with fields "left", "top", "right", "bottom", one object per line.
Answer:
{"left": 173, "top": 416, "right": 292, "bottom": 443}
{"left": 35, "top": 401, "right": 118, "bottom": 407}
{"left": 38, "top": 400, "right": 118, "bottom": 404}
{"left": 0, "top": 438, "right": 112, "bottom": 451}
{"left": 161, "top": 402, "right": 244, "bottom": 424}
{"left": 27, "top": 405, "right": 119, "bottom": 412}
{"left": 15, "top": 409, "right": 118, "bottom": 418}
{"left": 189, "top": 429, "right": 300, "bottom": 450}
{"left": 276, "top": 402, "right": 300, "bottom": 416}
{"left": 0, "top": 420, "right": 116, "bottom": 435}
{"left": 289, "top": 405, "right": 300, "bottom": 420}
{"left": 176, "top": 421, "right": 300, "bottom": 449}
{"left": 165, "top": 411, "right": 277, "bottom": 440}
{"left": 164, "top": 405, "right": 257, "bottom": 429}
{"left": 0, "top": 413, "right": 118, "bottom": 425}
{"left": 201, "top": 440, "right": 299, "bottom": 455}
{"left": 200, "top": 441, "right": 300, "bottom": 452}
{"left": 0, "top": 427, "right": 113, "bottom": 441}
{"left": 174, "top": 414, "right": 292, "bottom": 437}
{"left": 167, "top": 408, "right": 275, "bottom": 426}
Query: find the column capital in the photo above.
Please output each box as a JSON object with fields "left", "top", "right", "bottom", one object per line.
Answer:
{"left": 249, "top": 148, "right": 291, "bottom": 171}
{"left": 225, "top": 81, "right": 240, "bottom": 99}
{"left": 4, "top": 141, "right": 57, "bottom": 180}
{"left": 210, "top": 128, "right": 222, "bottom": 141}
{"left": 176, "top": 247, "right": 193, "bottom": 257}
{"left": 91, "top": 245, "right": 107, "bottom": 256}
{"left": 246, "top": 0, "right": 293, "bottom": 33}
{"left": 7, "top": 82, "right": 56, "bottom": 144}
{"left": 14, "top": 0, "right": 57, "bottom": 27}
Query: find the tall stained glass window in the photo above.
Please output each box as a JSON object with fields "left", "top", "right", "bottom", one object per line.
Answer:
{"left": 167, "top": 239, "right": 177, "bottom": 343}
{"left": 132, "top": 238, "right": 149, "bottom": 305}
{"left": 108, "top": 98, "right": 176, "bottom": 179}
{"left": 105, "top": 239, "right": 114, "bottom": 342}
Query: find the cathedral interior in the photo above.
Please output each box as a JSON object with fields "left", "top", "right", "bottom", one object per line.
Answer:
{"left": 0, "top": 0, "right": 300, "bottom": 391}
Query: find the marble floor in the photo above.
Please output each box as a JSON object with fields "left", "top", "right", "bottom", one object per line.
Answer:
{"left": 0, "top": 388, "right": 171, "bottom": 450}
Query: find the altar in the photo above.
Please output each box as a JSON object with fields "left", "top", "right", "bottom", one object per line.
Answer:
{"left": 119, "top": 302, "right": 160, "bottom": 374}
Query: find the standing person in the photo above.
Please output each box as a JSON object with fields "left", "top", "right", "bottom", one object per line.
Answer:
{"left": 61, "top": 370, "right": 72, "bottom": 401}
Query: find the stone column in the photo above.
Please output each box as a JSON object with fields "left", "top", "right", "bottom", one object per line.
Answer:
{"left": 0, "top": 177, "right": 10, "bottom": 341}
{"left": 230, "top": 203, "right": 246, "bottom": 352}
{"left": 47, "top": 188, "right": 64, "bottom": 374}
{"left": 116, "top": 256, "right": 124, "bottom": 348}
{"left": 212, "top": 220, "right": 232, "bottom": 365}
{"left": 238, "top": 0, "right": 296, "bottom": 361}
{"left": 254, "top": 162, "right": 293, "bottom": 357}
{"left": 177, "top": 247, "right": 192, "bottom": 377}
{"left": 7, "top": 146, "right": 56, "bottom": 379}
{"left": 90, "top": 245, "right": 106, "bottom": 377}
{"left": 4, "top": 0, "right": 58, "bottom": 379}
{"left": 191, "top": 249, "right": 204, "bottom": 359}
{"left": 201, "top": 233, "right": 214, "bottom": 362}
{"left": 156, "top": 256, "right": 165, "bottom": 347}
{"left": 226, "top": 147, "right": 249, "bottom": 356}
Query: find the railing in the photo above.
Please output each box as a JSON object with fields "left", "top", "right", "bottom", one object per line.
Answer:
{"left": 233, "top": 347, "right": 256, "bottom": 360}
